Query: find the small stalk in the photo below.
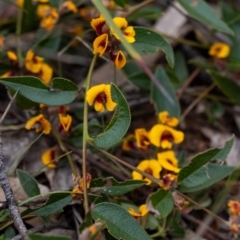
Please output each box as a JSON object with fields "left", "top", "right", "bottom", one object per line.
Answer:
{"left": 82, "top": 54, "right": 98, "bottom": 213}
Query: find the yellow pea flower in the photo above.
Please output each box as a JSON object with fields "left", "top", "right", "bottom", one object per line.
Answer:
{"left": 158, "top": 111, "right": 179, "bottom": 127}
{"left": 208, "top": 42, "right": 230, "bottom": 59}
{"left": 160, "top": 173, "right": 177, "bottom": 190}
{"left": 37, "top": 4, "right": 52, "bottom": 19}
{"left": 110, "top": 50, "right": 126, "bottom": 69}
{"left": 0, "top": 36, "right": 4, "bottom": 50}
{"left": 7, "top": 51, "right": 18, "bottom": 62}
{"left": 112, "top": 17, "right": 135, "bottom": 43}
{"left": 128, "top": 204, "right": 149, "bottom": 218}
{"left": 93, "top": 33, "right": 109, "bottom": 56}
{"left": 41, "top": 147, "right": 59, "bottom": 168}
{"left": 25, "top": 50, "right": 44, "bottom": 73}
{"left": 25, "top": 114, "right": 51, "bottom": 134}
{"left": 149, "top": 124, "right": 184, "bottom": 149}
{"left": 90, "top": 15, "right": 108, "bottom": 35}
{"left": 40, "top": 7, "right": 59, "bottom": 31}
{"left": 157, "top": 150, "right": 180, "bottom": 173}
{"left": 38, "top": 63, "right": 53, "bottom": 85}
{"left": 122, "top": 134, "right": 136, "bottom": 151}
{"left": 86, "top": 84, "right": 117, "bottom": 112}
{"left": 135, "top": 128, "right": 150, "bottom": 150}
{"left": 60, "top": 0, "right": 78, "bottom": 13}
{"left": 58, "top": 113, "right": 72, "bottom": 132}
{"left": 132, "top": 159, "right": 161, "bottom": 185}
{"left": 228, "top": 200, "right": 240, "bottom": 215}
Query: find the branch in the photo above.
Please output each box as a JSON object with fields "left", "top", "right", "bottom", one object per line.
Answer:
{"left": 0, "top": 132, "right": 29, "bottom": 240}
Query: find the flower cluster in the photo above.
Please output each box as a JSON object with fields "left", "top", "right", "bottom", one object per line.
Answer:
{"left": 25, "top": 105, "right": 72, "bottom": 136}
{"left": 17, "top": 0, "right": 77, "bottom": 31}
{"left": 71, "top": 173, "right": 92, "bottom": 200}
{"left": 90, "top": 15, "right": 136, "bottom": 69}
{"left": 124, "top": 111, "right": 184, "bottom": 190}
{"left": 3, "top": 49, "right": 53, "bottom": 85}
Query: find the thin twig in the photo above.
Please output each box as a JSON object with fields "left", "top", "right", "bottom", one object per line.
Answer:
{"left": 0, "top": 132, "right": 29, "bottom": 240}
{"left": 12, "top": 222, "right": 69, "bottom": 240}
{"left": 123, "top": 0, "right": 156, "bottom": 18}
{"left": 177, "top": 68, "right": 201, "bottom": 100}
{"left": 180, "top": 83, "right": 216, "bottom": 122}
{"left": 181, "top": 212, "right": 229, "bottom": 240}
{"left": 0, "top": 89, "right": 19, "bottom": 125}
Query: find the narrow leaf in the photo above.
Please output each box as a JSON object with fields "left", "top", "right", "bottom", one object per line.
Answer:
{"left": 177, "top": 0, "right": 233, "bottom": 35}
{"left": 90, "top": 178, "right": 147, "bottom": 196}
{"left": 210, "top": 71, "right": 240, "bottom": 103}
{"left": 0, "top": 76, "right": 78, "bottom": 106}
{"left": 113, "top": 0, "right": 130, "bottom": 7}
{"left": 93, "top": 83, "right": 131, "bottom": 149}
{"left": 151, "top": 67, "right": 180, "bottom": 117}
{"left": 29, "top": 193, "right": 72, "bottom": 217}
{"left": 28, "top": 234, "right": 70, "bottom": 240}
{"left": 92, "top": 203, "right": 152, "bottom": 240}
{"left": 148, "top": 189, "right": 174, "bottom": 218}
{"left": 180, "top": 164, "right": 236, "bottom": 192}
{"left": 17, "top": 170, "right": 40, "bottom": 198}
{"left": 178, "top": 137, "right": 234, "bottom": 183}
{"left": 132, "top": 27, "right": 174, "bottom": 67}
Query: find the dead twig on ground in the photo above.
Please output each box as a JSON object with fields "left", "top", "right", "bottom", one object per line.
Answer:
{"left": 0, "top": 132, "right": 29, "bottom": 240}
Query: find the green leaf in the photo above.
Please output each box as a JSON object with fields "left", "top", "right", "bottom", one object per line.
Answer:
{"left": 180, "top": 164, "right": 236, "bottom": 192}
{"left": 209, "top": 71, "right": 240, "bottom": 103}
{"left": 151, "top": 67, "right": 180, "bottom": 118}
{"left": 92, "top": 203, "right": 152, "bottom": 240}
{"left": 90, "top": 178, "right": 147, "bottom": 196}
{"left": 93, "top": 83, "right": 131, "bottom": 149}
{"left": 32, "top": 194, "right": 71, "bottom": 217}
{"left": 177, "top": 0, "right": 234, "bottom": 35}
{"left": 113, "top": 0, "right": 130, "bottom": 8}
{"left": 123, "top": 62, "right": 150, "bottom": 91}
{"left": 21, "top": 0, "right": 36, "bottom": 33}
{"left": 17, "top": 170, "right": 40, "bottom": 198}
{"left": 0, "top": 76, "right": 78, "bottom": 106}
{"left": 103, "top": 229, "right": 118, "bottom": 240}
{"left": 30, "top": 193, "right": 72, "bottom": 217}
{"left": 132, "top": 27, "right": 174, "bottom": 67}
{"left": 189, "top": 59, "right": 216, "bottom": 71}
{"left": 178, "top": 136, "right": 234, "bottom": 183}
{"left": 28, "top": 234, "right": 70, "bottom": 240}
{"left": 214, "top": 136, "right": 234, "bottom": 161}
{"left": 127, "top": 6, "right": 162, "bottom": 22}
{"left": 148, "top": 189, "right": 174, "bottom": 218}
{"left": 173, "top": 51, "right": 189, "bottom": 84}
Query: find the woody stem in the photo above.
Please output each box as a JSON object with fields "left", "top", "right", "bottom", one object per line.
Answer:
{"left": 82, "top": 54, "right": 98, "bottom": 213}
